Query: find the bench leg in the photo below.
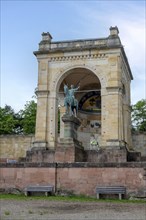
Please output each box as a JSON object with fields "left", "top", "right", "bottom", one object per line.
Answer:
{"left": 119, "top": 193, "right": 122, "bottom": 200}
{"left": 24, "top": 192, "right": 28, "bottom": 196}
{"left": 45, "top": 192, "right": 48, "bottom": 197}
{"left": 96, "top": 193, "right": 99, "bottom": 199}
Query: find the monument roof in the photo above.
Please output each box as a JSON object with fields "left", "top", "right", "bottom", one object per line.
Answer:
{"left": 33, "top": 27, "right": 133, "bottom": 80}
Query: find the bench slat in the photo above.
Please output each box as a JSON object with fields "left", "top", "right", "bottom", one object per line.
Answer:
{"left": 96, "top": 189, "right": 126, "bottom": 192}
{"left": 24, "top": 185, "right": 54, "bottom": 196}
{"left": 96, "top": 186, "right": 126, "bottom": 200}
{"left": 27, "top": 186, "right": 53, "bottom": 191}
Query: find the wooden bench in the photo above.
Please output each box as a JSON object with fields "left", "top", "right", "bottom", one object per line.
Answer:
{"left": 24, "top": 185, "right": 54, "bottom": 196}
{"left": 96, "top": 186, "right": 126, "bottom": 200}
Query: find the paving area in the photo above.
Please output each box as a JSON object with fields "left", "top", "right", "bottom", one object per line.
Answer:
{"left": 0, "top": 199, "right": 146, "bottom": 220}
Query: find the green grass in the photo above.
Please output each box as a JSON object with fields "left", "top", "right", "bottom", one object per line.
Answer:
{"left": 4, "top": 210, "right": 10, "bottom": 215}
{"left": 0, "top": 194, "right": 145, "bottom": 203}
{"left": 28, "top": 210, "right": 34, "bottom": 214}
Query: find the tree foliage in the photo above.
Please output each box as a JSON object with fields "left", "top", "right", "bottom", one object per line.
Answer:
{"left": 0, "top": 105, "right": 22, "bottom": 134}
{"left": 131, "top": 99, "right": 146, "bottom": 131}
{"left": 19, "top": 100, "right": 37, "bottom": 134}
{"left": 0, "top": 100, "right": 37, "bottom": 135}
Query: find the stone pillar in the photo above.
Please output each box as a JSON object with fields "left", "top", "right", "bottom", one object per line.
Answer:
{"left": 101, "top": 86, "right": 124, "bottom": 148}
{"left": 32, "top": 57, "right": 50, "bottom": 149}
{"left": 32, "top": 32, "right": 53, "bottom": 150}
{"left": 46, "top": 92, "right": 58, "bottom": 149}
{"left": 33, "top": 90, "right": 49, "bottom": 150}
{"left": 100, "top": 87, "right": 107, "bottom": 147}
{"left": 106, "top": 88, "right": 122, "bottom": 148}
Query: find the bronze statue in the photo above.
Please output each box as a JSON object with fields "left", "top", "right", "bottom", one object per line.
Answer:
{"left": 64, "top": 84, "right": 80, "bottom": 117}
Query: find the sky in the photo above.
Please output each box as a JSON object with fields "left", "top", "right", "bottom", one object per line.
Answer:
{"left": 1, "top": 0, "right": 146, "bottom": 112}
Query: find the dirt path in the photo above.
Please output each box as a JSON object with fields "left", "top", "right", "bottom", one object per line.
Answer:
{"left": 0, "top": 199, "right": 146, "bottom": 220}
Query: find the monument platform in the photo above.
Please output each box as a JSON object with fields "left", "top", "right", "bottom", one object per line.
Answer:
{"left": 24, "top": 115, "right": 141, "bottom": 163}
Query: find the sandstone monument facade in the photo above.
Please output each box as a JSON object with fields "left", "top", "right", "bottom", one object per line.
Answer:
{"left": 33, "top": 26, "right": 132, "bottom": 158}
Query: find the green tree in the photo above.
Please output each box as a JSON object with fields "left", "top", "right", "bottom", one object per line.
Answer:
{"left": 20, "top": 100, "right": 37, "bottom": 134}
{"left": 0, "top": 98, "right": 61, "bottom": 135}
{"left": 0, "top": 105, "right": 22, "bottom": 134}
{"left": 131, "top": 99, "right": 146, "bottom": 131}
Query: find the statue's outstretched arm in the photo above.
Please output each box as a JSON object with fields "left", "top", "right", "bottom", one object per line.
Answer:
{"left": 74, "top": 85, "right": 80, "bottom": 91}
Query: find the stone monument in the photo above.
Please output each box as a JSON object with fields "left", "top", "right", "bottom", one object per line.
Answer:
{"left": 26, "top": 26, "right": 136, "bottom": 162}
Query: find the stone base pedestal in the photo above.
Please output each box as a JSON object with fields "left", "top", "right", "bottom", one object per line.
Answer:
{"left": 25, "top": 140, "right": 85, "bottom": 163}
{"left": 26, "top": 149, "right": 55, "bottom": 163}
{"left": 106, "top": 139, "right": 125, "bottom": 147}
{"left": 56, "top": 115, "right": 85, "bottom": 162}
{"left": 25, "top": 141, "right": 49, "bottom": 162}
{"left": 62, "top": 115, "right": 81, "bottom": 139}
{"left": 56, "top": 138, "right": 85, "bottom": 162}
{"left": 25, "top": 144, "right": 141, "bottom": 163}
{"left": 31, "top": 141, "right": 48, "bottom": 151}
{"left": 127, "top": 151, "right": 141, "bottom": 162}
{"left": 86, "top": 146, "right": 127, "bottom": 163}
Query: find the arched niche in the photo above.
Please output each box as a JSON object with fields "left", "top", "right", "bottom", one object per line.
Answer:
{"left": 57, "top": 67, "right": 101, "bottom": 149}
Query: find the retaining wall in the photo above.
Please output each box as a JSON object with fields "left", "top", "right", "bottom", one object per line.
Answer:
{"left": 132, "top": 132, "right": 146, "bottom": 157}
{"left": 0, "top": 162, "right": 146, "bottom": 197}
{"left": 0, "top": 133, "right": 146, "bottom": 162}
{"left": 0, "top": 135, "right": 34, "bottom": 162}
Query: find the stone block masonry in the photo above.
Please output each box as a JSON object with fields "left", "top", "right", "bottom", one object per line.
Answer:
{"left": 0, "top": 135, "right": 34, "bottom": 162}
{"left": 1, "top": 132, "right": 146, "bottom": 163}
{"left": 0, "top": 162, "right": 145, "bottom": 198}
{"left": 132, "top": 132, "right": 146, "bottom": 158}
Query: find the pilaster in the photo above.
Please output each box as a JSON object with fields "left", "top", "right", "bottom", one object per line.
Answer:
{"left": 33, "top": 89, "right": 49, "bottom": 149}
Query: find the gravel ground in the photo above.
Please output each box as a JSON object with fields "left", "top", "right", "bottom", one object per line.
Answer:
{"left": 0, "top": 199, "right": 146, "bottom": 220}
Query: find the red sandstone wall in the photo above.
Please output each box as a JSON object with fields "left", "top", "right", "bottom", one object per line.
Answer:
{"left": 57, "top": 167, "right": 145, "bottom": 196}
{"left": 0, "top": 167, "right": 56, "bottom": 190}
{"left": 0, "top": 165, "right": 145, "bottom": 197}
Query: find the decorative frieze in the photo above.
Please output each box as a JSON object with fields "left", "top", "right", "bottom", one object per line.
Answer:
{"left": 50, "top": 53, "right": 106, "bottom": 62}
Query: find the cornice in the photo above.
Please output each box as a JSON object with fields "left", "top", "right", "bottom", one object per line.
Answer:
{"left": 35, "top": 88, "right": 49, "bottom": 96}
{"left": 33, "top": 44, "right": 122, "bottom": 56}
{"left": 50, "top": 53, "right": 107, "bottom": 62}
